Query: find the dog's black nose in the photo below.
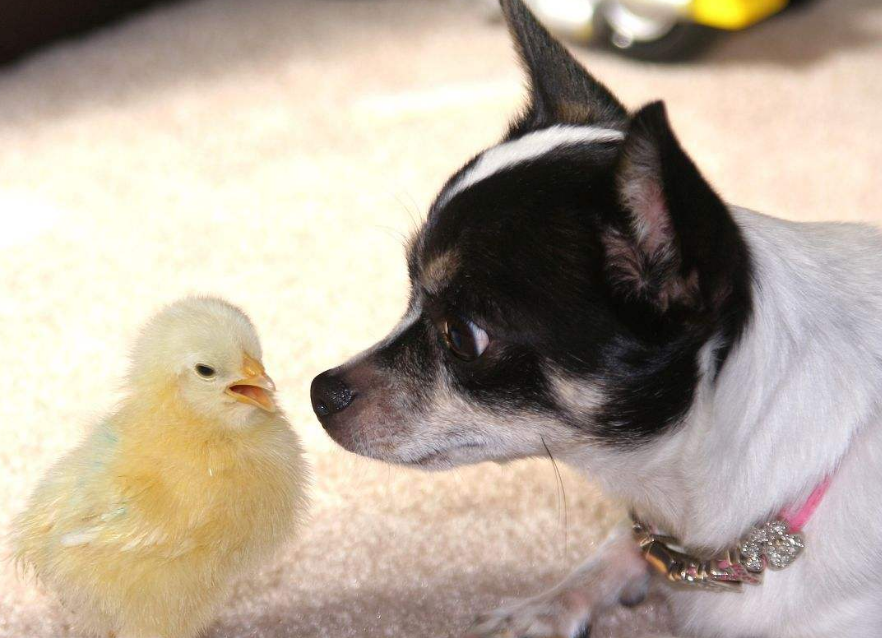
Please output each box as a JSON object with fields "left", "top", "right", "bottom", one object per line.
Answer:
{"left": 310, "top": 370, "right": 354, "bottom": 418}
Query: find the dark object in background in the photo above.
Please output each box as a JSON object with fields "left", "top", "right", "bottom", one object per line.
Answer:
{"left": 0, "top": 0, "right": 183, "bottom": 65}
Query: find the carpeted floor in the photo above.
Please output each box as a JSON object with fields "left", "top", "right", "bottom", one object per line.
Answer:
{"left": 0, "top": 0, "right": 880, "bottom": 636}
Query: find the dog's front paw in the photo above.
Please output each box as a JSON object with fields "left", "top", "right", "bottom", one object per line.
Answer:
{"left": 464, "top": 594, "right": 592, "bottom": 638}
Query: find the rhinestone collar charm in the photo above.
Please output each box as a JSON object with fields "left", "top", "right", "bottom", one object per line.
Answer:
{"left": 738, "top": 520, "right": 805, "bottom": 572}
{"left": 632, "top": 517, "right": 806, "bottom": 593}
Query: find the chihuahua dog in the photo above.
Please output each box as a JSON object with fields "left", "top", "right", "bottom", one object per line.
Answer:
{"left": 311, "top": 1, "right": 882, "bottom": 636}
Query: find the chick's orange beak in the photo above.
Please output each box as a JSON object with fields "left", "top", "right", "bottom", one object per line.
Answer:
{"left": 225, "top": 354, "right": 276, "bottom": 412}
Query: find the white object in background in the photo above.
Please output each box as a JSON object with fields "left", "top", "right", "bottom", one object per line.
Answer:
{"left": 526, "top": 0, "right": 597, "bottom": 41}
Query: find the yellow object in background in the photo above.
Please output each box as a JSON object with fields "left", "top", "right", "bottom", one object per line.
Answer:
{"left": 691, "top": 0, "right": 788, "bottom": 30}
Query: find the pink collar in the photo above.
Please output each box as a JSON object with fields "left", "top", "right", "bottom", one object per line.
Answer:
{"left": 780, "top": 476, "right": 832, "bottom": 533}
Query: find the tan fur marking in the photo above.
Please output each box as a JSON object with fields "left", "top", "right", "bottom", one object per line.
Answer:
{"left": 556, "top": 100, "right": 595, "bottom": 125}
{"left": 420, "top": 250, "right": 460, "bottom": 295}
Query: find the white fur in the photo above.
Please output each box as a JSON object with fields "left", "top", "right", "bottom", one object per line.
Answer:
{"left": 552, "top": 208, "right": 882, "bottom": 637}
{"left": 436, "top": 125, "right": 624, "bottom": 209}
{"left": 349, "top": 205, "right": 882, "bottom": 636}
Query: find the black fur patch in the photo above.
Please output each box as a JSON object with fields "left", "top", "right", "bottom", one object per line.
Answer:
{"left": 403, "top": 121, "right": 752, "bottom": 447}
{"left": 380, "top": 0, "right": 752, "bottom": 448}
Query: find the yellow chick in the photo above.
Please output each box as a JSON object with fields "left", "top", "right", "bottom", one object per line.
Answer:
{"left": 13, "top": 297, "right": 309, "bottom": 638}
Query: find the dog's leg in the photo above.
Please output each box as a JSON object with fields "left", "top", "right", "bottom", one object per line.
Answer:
{"left": 465, "top": 525, "right": 651, "bottom": 638}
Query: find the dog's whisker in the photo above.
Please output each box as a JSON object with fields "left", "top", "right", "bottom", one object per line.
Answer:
{"left": 369, "top": 224, "right": 410, "bottom": 246}
{"left": 541, "top": 436, "right": 568, "bottom": 558}
{"left": 395, "top": 191, "right": 426, "bottom": 234}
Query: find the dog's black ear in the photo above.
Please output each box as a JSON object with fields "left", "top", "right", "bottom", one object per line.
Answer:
{"left": 499, "top": 0, "right": 627, "bottom": 132}
{"left": 603, "top": 102, "right": 749, "bottom": 320}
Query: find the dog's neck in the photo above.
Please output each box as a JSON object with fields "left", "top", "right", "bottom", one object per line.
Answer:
{"left": 576, "top": 207, "right": 882, "bottom": 550}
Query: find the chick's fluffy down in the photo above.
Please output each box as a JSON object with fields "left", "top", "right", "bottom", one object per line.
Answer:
{"left": 13, "top": 298, "right": 309, "bottom": 638}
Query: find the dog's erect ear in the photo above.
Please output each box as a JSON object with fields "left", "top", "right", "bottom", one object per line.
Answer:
{"left": 603, "top": 102, "right": 749, "bottom": 319}
{"left": 499, "top": 0, "right": 627, "bottom": 131}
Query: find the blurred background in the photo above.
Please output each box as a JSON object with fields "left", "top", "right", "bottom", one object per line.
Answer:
{"left": 0, "top": 0, "right": 879, "bottom": 636}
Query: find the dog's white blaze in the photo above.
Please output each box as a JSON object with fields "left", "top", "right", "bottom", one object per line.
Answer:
{"left": 436, "top": 125, "right": 624, "bottom": 208}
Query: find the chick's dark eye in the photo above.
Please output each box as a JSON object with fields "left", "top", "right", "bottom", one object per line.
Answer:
{"left": 195, "top": 364, "right": 216, "bottom": 378}
{"left": 442, "top": 316, "right": 490, "bottom": 361}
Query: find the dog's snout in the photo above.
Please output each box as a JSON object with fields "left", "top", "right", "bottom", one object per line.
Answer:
{"left": 310, "top": 370, "right": 354, "bottom": 418}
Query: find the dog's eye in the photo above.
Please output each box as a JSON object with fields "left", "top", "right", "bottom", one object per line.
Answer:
{"left": 442, "top": 317, "right": 489, "bottom": 361}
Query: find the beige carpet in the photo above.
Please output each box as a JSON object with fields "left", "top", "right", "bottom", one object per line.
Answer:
{"left": 1, "top": 0, "right": 880, "bottom": 636}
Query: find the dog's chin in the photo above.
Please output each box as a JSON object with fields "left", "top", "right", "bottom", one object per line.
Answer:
{"left": 404, "top": 442, "right": 487, "bottom": 471}
{"left": 394, "top": 442, "right": 533, "bottom": 471}
{"left": 343, "top": 442, "right": 481, "bottom": 471}
{"left": 340, "top": 436, "right": 506, "bottom": 471}
{"left": 322, "top": 417, "right": 533, "bottom": 470}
